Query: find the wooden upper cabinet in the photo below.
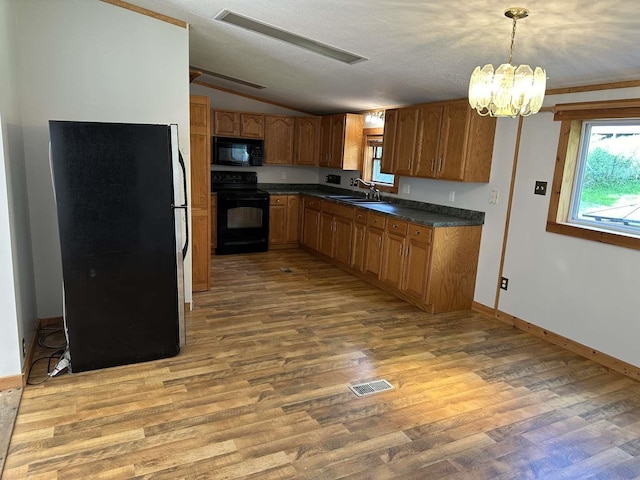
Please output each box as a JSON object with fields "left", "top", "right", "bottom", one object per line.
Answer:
{"left": 294, "top": 116, "right": 320, "bottom": 166}
{"left": 380, "top": 109, "right": 397, "bottom": 174}
{"left": 415, "top": 105, "right": 443, "bottom": 178}
{"left": 212, "top": 110, "right": 264, "bottom": 138}
{"left": 264, "top": 115, "right": 294, "bottom": 165}
{"left": 319, "top": 116, "right": 332, "bottom": 167}
{"left": 393, "top": 108, "right": 420, "bottom": 176}
{"left": 318, "top": 113, "right": 364, "bottom": 170}
{"left": 385, "top": 99, "right": 496, "bottom": 182}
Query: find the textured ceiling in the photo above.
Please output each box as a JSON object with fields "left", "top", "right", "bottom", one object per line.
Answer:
{"left": 124, "top": 0, "right": 640, "bottom": 115}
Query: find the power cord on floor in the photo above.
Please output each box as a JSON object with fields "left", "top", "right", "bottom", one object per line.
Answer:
{"left": 26, "top": 327, "right": 70, "bottom": 385}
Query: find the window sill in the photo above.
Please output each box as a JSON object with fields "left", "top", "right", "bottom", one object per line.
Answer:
{"left": 546, "top": 221, "right": 640, "bottom": 251}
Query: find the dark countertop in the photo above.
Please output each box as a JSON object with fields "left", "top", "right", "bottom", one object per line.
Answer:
{"left": 256, "top": 184, "right": 484, "bottom": 228}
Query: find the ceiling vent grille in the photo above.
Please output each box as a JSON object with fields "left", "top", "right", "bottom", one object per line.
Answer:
{"left": 190, "top": 66, "right": 266, "bottom": 89}
{"left": 215, "top": 10, "right": 367, "bottom": 65}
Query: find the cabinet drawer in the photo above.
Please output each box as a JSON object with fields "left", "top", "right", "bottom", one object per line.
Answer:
{"left": 322, "top": 201, "right": 354, "bottom": 220}
{"left": 354, "top": 209, "right": 367, "bottom": 224}
{"left": 407, "top": 224, "right": 432, "bottom": 243}
{"left": 367, "top": 212, "right": 387, "bottom": 230}
{"left": 386, "top": 219, "right": 408, "bottom": 236}
{"left": 303, "top": 196, "right": 321, "bottom": 210}
{"left": 270, "top": 194, "right": 288, "bottom": 206}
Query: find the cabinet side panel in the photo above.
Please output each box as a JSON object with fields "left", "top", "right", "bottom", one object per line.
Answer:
{"left": 429, "top": 226, "right": 481, "bottom": 313}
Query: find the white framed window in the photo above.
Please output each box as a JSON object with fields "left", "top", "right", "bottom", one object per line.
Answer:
{"left": 570, "top": 120, "right": 640, "bottom": 235}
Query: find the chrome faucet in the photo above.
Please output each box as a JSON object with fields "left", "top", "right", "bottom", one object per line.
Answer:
{"left": 354, "top": 178, "right": 381, "bottom": 201}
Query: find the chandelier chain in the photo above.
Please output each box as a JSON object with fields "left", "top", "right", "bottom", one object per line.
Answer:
{"left": 508, "top": 16, "right": 517, "bottom": 64}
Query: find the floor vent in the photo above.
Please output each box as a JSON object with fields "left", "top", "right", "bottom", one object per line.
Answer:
{"left": 349, "top": 379, "right": 394, "bottom": 397}
{"left": 279, "top": 267, "right": 292, "bottom": 273}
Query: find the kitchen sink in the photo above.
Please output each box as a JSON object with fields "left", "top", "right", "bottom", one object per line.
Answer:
{"left": 325, "top": 195, "right": 383, "bottom": 204}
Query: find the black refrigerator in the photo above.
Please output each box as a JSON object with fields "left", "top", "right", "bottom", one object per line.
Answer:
{"left": 49, "top": 121, "right": 187, "bottom": 373}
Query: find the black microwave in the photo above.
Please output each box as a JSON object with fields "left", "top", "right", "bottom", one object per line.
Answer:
{"left": 212, "top": 136, "right": 264, "bottom": 166}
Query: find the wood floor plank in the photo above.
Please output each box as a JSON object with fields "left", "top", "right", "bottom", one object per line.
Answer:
{"left": 5, "top": 249, "right": 640, "bottom": 479}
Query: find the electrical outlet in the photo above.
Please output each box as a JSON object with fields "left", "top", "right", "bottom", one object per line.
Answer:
{"left": 500, "top": 277, "right": 509, "bottom": 290}
{"left": 350, "top": 178, "right": 355, "bottom": 186}
{"left": 402, "top": 184, "right": 410, "bottom": 194}
{"left": 281, "top": 171, "right": 287, "bottom": 180}
{"left": 22, "top": 338, "right": 26, "bottom": 357}
{"left": 534, "top": 181, "right": 547, "bottom": 195}
{"left": 449, "top": 191, "right": 455, "bottom": 202}
{"left": 489, "top": 189, "right": 499, "bottom": 204}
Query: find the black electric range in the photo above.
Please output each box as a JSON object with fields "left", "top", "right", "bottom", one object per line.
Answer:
{"left": 211, "top": 171, "right": 270, "bottom": 255}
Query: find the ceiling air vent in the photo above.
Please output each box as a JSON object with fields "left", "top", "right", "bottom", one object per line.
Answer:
{"left": 190, "top": 66, "right": 266, "bottom": 89}
{"left": 215, "top": 10, "right": 368, "bottom": 65}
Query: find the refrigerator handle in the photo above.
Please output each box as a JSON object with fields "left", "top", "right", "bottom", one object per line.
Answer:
{"left": 172, "top": 151, "right": 189, "bottom": 260}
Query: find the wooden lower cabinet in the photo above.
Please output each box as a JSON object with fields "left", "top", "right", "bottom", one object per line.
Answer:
{"left": 300, "top": 196, "right": 482, "bottom": 314}
{"left": 402, "top": 224, "right": 432, "bottom": 300}
{"left": 363, "top": 213, "right": 386, "bottom": 278}
{"left": 301, "top": 197, "right": 321, "bottom": 251}
{"left": 381, "top": 219, "right": 408, "bottom": 288}
{"left": 318, "top": 202, "right": 353, "bottom": 265}
{"left": 350, "top": 210, "right": 367, "bottom": 271}
{"left": 270, "top": 194, "right": 300, "bottom": 248}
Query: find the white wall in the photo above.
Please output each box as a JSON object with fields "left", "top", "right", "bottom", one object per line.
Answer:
{"left": 0, "top": 0, "right": 36, "bottom": 378}
{"left": 500, "top": 86, "right": 640, "bottom": 367}
{"left": 15, "top": 0, "right": 191, "bottom": 318}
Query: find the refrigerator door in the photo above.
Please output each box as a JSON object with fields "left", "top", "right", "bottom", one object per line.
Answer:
{"left": 170, "top": 124, "right": 187, "bottom": 346}
{"left": 49, "top": 121, "right": 182, "bottom": 373}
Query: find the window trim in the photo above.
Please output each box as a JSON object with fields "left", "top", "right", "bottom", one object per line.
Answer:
{"left": 360, "top": 127, "right": 399, "bottom": 194}
{"left": 546, "top": 98, "right": 640, "bottom": 251}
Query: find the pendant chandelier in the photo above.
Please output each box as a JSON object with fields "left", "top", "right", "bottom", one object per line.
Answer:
{"left": 468, "top": 7, "right": 546, "bottom": 117}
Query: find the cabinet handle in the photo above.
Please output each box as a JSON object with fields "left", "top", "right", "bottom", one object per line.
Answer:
{"left": 408, "top": 158, "right": 413, "bottom": 170}
{"left": 438, "top": 158, "right": 443, "bottom": 172}
{"left": 378, "top": 237, "right": 381, "bottom": 247}
{"left": 415, "top": 230, "right": 420, "bottom": 235}
{"left": 393, "top": 224, "right": 398, "bottom": 229}
{"left": 431, "top": 158, "right": 436, "bottom": 172}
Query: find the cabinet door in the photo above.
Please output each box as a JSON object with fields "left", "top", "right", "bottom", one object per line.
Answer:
{"left": 415, "top": 106, "right": 443, "bottom": 178}
{"left": 190, "top": 95, "right": 211, "bottom": 292}
{"left": 213, "top": 110, "right": 240, "bottom": 137}
{"left": 333, "top": 216, "right": 353, "bottom": 265}
{"left": 351, "top": 221, "right": 366, "bottom": 271}
{"left": 302, "top": 207, "right": 321, "bottom": 251}
{"left": 269, "top": 195, "right": 287, "bottom": 245}
{"left": 264, "top": 115, "right": 294, "bottom": 165}
{"left": 319, "top": 116, "right": 332, "bottom": 167}
{"left": 438, "top": 103, "right": 469, "bottom": 181}
{"left": 319, "top": 211, "right": 334, "bottom": 257}
{"left": 363, "top": 228, "right": 384, "bottom": 278}
{"left": 294, "top": 117, "right": 320, "bottom": 166}
{"left": 240, "top": 113, "right": 264, "bottom": 138}
{"left": 402, "top": 226, "right": 432, "bottom": 300}
{"left": 329, "top": 114, "right": 346, "bottom": 169}
{"left": 285, "top": 195, "right": 300, "bottom": 243}
{"left": 381, "top": 233, "right": 406, "bottom": 288}
{"left": 380, "top": 109, "right": 398, "bottom": 174}
{"left": 393, "top": 107, "right": 419, "bottom": 176}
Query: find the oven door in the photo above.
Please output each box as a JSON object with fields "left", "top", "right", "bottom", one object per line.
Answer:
{"left": 216, "top": 193, "right": 269, "bottom": 255}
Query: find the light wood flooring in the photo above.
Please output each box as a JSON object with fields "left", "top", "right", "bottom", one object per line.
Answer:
{"left": 5, "top": 249, "right": 640, "bottom": 479}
